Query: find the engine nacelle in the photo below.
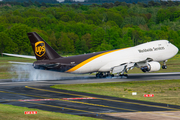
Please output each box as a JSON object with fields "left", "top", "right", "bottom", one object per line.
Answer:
{"left": 141, "top": 62, "right": 161, "bottom": 72}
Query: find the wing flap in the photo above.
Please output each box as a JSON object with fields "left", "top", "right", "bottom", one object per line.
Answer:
{"left": 112, "top": 65, "right": 126, "bottom": 74}
{"left": 112, "top": 63, "right": 135, "bottom": 74}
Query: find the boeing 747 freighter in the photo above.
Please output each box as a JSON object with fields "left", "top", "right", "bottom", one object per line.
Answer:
{"left": 3, "top": 32, "right": 179, "bottom": 78}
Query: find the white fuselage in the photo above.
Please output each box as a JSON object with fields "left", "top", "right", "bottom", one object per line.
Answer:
{"left": 71, "top": 40, "right": 179, "bottom": 73}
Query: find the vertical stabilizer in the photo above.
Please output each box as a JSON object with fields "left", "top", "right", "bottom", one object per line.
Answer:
{"left": 27, "top": 32, "right": 62, "bottom": 60}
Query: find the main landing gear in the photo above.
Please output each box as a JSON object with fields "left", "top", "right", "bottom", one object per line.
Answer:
{"left": 96, "top": 72, "right": 114, "bottom": 78}
{"left": 96, "top": 72, "right": 104, "bottom": 78}
{"left": 119, "top": 71, "right": 128, "bottom": 78}
{"left": 95, "top": 72, "right": 128, "bottom": 78}
{"left": 162, "top": 60, "right": 167, "bottom": 69}
{"left": 119, "top": 74, "right": 128, "bottom": 77}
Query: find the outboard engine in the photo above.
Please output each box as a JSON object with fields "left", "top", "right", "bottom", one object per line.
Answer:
{"left": 141, "top": 62, "right": 161, "bottom": 72}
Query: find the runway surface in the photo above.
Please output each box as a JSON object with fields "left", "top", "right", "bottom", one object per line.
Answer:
{"left": 0, "top": 72, "right": 180, "bottom": 86}
{"left": 0, "top": 72, "right": 180, "bottom": 119}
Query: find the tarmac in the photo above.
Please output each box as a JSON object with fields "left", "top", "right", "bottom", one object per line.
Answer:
{"left": 0, "top": 72, "right": 180, "bottom": 119}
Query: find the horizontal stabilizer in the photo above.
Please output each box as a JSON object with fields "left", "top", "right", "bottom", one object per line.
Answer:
{"left": 8, "top": 61, "right": 33, "bottom": 65}
{"left": 3, "top": 53, "right": 36, "bottom": 59}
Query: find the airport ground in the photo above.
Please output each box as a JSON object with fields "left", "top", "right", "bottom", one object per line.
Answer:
{"left": 0, "top": 55, "right": 180, "bottom": 119}
{"left": 1, "top": 75, "right": 180, "bottom": 120}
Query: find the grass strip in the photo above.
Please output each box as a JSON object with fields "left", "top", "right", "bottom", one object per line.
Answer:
{"left": 0, "top": 104, "right": 101, "bottom": 120}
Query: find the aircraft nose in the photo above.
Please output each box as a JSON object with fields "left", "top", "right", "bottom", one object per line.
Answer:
{"left": 174, "top": 45, "right": 179, "bottom": 55}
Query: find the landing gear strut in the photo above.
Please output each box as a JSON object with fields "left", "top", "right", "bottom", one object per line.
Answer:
{"left": 162, "top": 60, "right": 167, "bottom": 69}
{"left": 95, "top": 72, "right": 128, "bottom": 78}
{"left": 96, "top": 72, "right": 114, "bottom": 78}
{"left": 118, "top": 69, "right": 128, "bottom": 78}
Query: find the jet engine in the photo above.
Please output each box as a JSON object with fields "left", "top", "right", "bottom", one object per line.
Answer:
{"left": 141, "top": 62, "right": 161, "bottom": 72}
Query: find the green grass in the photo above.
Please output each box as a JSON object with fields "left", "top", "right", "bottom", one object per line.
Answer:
{"left": 52, "top": 80, "right": 180, "bottom": 106}
{"left": 0, "top": 104, "right": 101, "bottom": 120}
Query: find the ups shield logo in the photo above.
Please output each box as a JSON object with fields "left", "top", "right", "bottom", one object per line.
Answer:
{"left": 35, "top": 41, "right": 45, "bottom": 57}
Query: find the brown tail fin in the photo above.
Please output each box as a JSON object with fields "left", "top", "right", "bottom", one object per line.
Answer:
{"left": 27, "top": 32, "right": 62, "bottom": 60}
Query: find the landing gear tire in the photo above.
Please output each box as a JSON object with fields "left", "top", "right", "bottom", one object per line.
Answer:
{"left": 99, "top": 73, "right": 103, "bottom": 78}
{"left": 119, "top": 74, "right": 128, "bottom": 78}
{"left": 162, "top": 60, "right": 167, "bottom": 69}
{"left": 162, "top": 65, "right": 167, "bottom": 69}
{"left": 124, "top": 74, "right": 128, "bottom": 77}
{"left": 96, "top": 74, "right": 99, "bottom": 78}
{"left": 96, "top": 72, "right": 115, "bottom": 78}
{"left": 96, "top": 72, "right": 104, "bottom": 78}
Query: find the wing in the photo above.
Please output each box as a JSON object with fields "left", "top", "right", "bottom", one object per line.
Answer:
{"left": 3, "top": 53, "right": 36, "bottom": 59}
{"left": 111, "top": 58, "right": 153, "bottom": 74}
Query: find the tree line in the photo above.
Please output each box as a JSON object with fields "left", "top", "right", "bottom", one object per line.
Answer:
{"left": 0, "top": 3, "right": 180, "bottom": 56}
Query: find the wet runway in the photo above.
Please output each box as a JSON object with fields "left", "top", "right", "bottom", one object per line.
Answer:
{"left": 0, "top": 72, "right": 180, "bottom": 119}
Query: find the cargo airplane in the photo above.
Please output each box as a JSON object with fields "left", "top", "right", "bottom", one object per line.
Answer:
{"left": 3, "top": 32, "right": 179, "bottom": 78}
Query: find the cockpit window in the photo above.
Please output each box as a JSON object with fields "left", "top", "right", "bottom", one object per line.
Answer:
{"left": 168, "top": 41, "right": 171, "bottom": 44}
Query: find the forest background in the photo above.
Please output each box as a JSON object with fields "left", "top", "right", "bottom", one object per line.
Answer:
{"left": 0, "top": 1, "right": 180, "bottom": 56}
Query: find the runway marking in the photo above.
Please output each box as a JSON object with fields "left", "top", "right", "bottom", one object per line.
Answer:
{"left": 0, "top": 90, "right": 136, "bottom": 112}
{"left": 96, "top": 98, "right": 180, "bottom": 111}
{"left": 62, "top": 97, "right": 97, "bottom": 100}
{"left": 25, "top": 86, "right": 87, "bottom": 97}
{"left": 0, "top": 91, "right": 98, "bottom": 114}
{"left": 24, "top": 86, "right": 138, "bottom": 111}
{"left": 59, "top": 99, "right": 137, "bottom": 112}
{"left": 0, "top": 90, "right": 48, "bottom": 99}
{"left": 25, "top": 86, "right": 180, "bottom": 111}
{"left": 19, "top": 99, "right": 54, "bottom": 101}
{"left": 23, "top": 101, "right": 96, "bottom": 114}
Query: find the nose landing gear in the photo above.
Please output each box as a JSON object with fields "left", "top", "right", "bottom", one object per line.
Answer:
{"left": 162, "top": 60, "right": 167, "bottom": 69}
{"left": 162, "top": 65, "right": 167, "bottom": 69}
